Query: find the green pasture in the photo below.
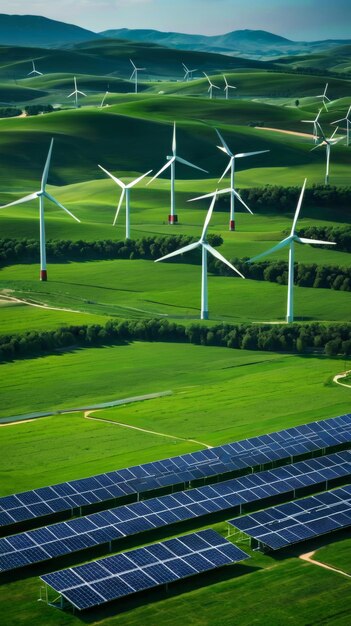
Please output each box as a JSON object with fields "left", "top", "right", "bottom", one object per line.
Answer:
{"left": 0, "top": 257, "right": 350, "bottom": 323}
{"left": 0, "top": 300, "right": 106, "bottom": 334}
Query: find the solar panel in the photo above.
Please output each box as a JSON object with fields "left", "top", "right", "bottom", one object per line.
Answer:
{"left": 41, "top": 529, "right": 250, "bottom": 611}
{"left": 229, "top": 484, "right": 351, "bottom": 551}
{"left": 1, "top": 413, "right": 350, "bottom": 531}
{"left": 1, "top": 451, "right": 350, "bottom": 573}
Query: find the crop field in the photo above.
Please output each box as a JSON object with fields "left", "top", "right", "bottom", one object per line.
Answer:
{"left": 0, "top": 30, "right": 350, "bottom": 626}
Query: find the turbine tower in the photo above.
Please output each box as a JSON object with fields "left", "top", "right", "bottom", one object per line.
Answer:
{"left": 316, "top": 83, "right": 331, "bottom": 111}
{"left": 248, "top": 179, "right": 335, "bottom": 323}
{"left": 331, "top": 105, "right": 351, "bottom": 147}
{"left": 98, "top": 165, "right": 151, "bottom": 239}
{"left": 155, "top": 192, "right": 245, "bottom": 319}
{"left": 312, "top": 124, "right": 344, "bottom": 185}
{"left": 28, "top": 60, "right": 43, "bottom": 77}
{"left": 301, "top": 108, "right": 322, "bottom": 144}
{"left": 67, "top": 76, "right": 86, "bottom": 108}
{"left": 223, "top": 74, "right": 236, "bottom": 99}
{"left": 213, "top": 128, "right": 269, "bottom": 230}
{"left": 130, "top": 59, "right": 145, "bottom": 94}
{"left": 203, "top": 72, "right": 220, "bottom": 99}
{"left": 182, "top": 63, "right": 197, "bottom": 81}
{"left": 0, "top": 139, "right": 80, "bottom": 281}
{"left": 147, "top": 121, "right": 207, "bottom": 224}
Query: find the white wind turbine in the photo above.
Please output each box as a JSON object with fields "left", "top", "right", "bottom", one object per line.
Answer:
{"left": 130, "top": 59, "right": 145, "bottom": 94}
{"left": 0, "top": 139, "right": 80, "bottom": 281}
{"left": 223, "top": 74, "right": 236, "bottom": 100}
{"left": 28, "top": 60, "right": 43, "bottom": 77}
{"left": 67, "top": 76, "right": 87, "bottom": 108}
{"left": 331, "top": 105, "right": 351, "bottom": 147}
{"left": 147, "top": 121, "right": 207, "bottom": 224}
{"left": 155, "top": 192, "right": 245, "bottom": 319}
{"left": 316, "top": 83, "right": 331, "bottom": 111}
{"left": 203, "top": 72, "right": 220, "bottom": 99}
{"left": 182, "top": 63, "right": 197, "bottom": 81}
{"left": 312, "top": 124, "right": 344, "bottom": 185}
{"left": 301, "top": 108, "right": 322, "bottom": 144}
{"left": 98, "top": 165, "right": 152, "bottom": 239}
{"left": 248, "top": 179, "right": 335, "bottom": 323}
{"left": 212, "top": 128, "right": 269, "bottom": 230}
{"left": 100, "top": 90, "right": 109, "bottom": 108}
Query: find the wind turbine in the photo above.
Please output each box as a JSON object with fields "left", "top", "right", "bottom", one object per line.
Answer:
{"left": 203, "top": 72, "right": 220, "bottom": 99}
{"left": 312, "top": 124, "right": 344, "bottom": 185}
{"left": 100, "top": 90, "right": 109, "bottom": 108}
{"left": 147, "top": 121, "right": 207, "bottom": 224}
{"left": 248, "top": 179, "right": 335, "bottom": 323}
{"left": 331, "top": 105, "right": 351, "bottom": 146}
{"left": 67, "top": 76, "right": 86, "bottom": 108}
{"left": 130, "top": 59, "right": 145, "bottom": 94}
{"left": 155, "top": 192, "right": 245, "bottom": 319}
{"left": 316, "top": 83, "right": 331, "bottom": 111}
{"left": 223, "top": 74, "right": 236, "bottom": 100}
{"left": 182, "top": 63, "right": 197, "bottom": 81}
{"left": 0, "top": 139, "right": 80, "bottom": 281}
{"left": 28, "top": 60, "right": 43, "bottom": 77}
{"left": 213, "top": 128, "right": 269, "bottom": 230}
{"left": 98, "top": 165, "right": 152, "bottom": 239}
{"left": 301, "top": 108, "right": 322, "bottom": 144}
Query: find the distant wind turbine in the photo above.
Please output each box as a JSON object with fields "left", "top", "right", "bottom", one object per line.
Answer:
{"left": 301, "top": 108, "right": 322, "bottom": 144}
{"left": 316, "top": 82, "right": 331, "bottom": 111}
{"left": 248, "top": 179, "right": 335, "bottom": 323}
{"left": 98, "top": 165, "right": 152, "bottom": 239}
{"left": 223, "top": 74, "right": 236, "bottom": 100}
{"left": 147, "top": 121, "right": 207, "bottom": 224}
{"left": 182, "top": 63, "right": 197, "bottom": 81}
{"left": 28, "top": 60, "right": 43, "bottom": 77}
{"left": 130, "top": 59, "right": 145, "bottom": 94}
{"left": 0, "top": 139, "right": 80, "bottom": 281}
{"left": 331, "top": 105, "right": 351, "bottom": 147}
{"left": 203, "top": 72, "right": 220, "bottom": 99}
{"left": 312, "top": 124, "right": 345, "bottom": 185}
{"left": 155, "top": 192, "right": 245, "bottom": 319}
{"left": 67, "top": 76, "right": 86, "bottom": 108}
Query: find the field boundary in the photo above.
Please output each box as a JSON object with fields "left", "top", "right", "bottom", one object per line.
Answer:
{"left": 300, "top": 551, "right": 351, "bottom": 579}
{"left": 333, "top": 370, "right": 351, "bottom": 389}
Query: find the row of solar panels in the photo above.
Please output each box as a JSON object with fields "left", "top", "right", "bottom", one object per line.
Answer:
{"left": 1, "top": 413, "right": 350, "bottom": 530}
{"left": 229, "top": 484, "right": 351, "bottom": 551}
{"left": 1, "top": 451, "right": 350, "bottom": 573}
{"left": 41, "top": 529, "right": 249, "bottom": 611}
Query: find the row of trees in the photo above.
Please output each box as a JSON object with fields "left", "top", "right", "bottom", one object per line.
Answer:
{"left": 0, "top": 106, "right": 22, "bottom": 118}
{"left": 24, "top": 104, "right": 55, "bottom": 116}
{"left": 231, "top": 185, "right": 351, "bottom": 212}
{"left": 0, "top": 319, "right": 350, "bottom": 363}
{"left": 295, "top": 225, "right": 351, "bottom": 253}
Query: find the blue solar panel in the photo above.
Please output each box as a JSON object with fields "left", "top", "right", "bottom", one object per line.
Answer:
{"left": 2, "top": 414, "right": 350, "bottom": 530}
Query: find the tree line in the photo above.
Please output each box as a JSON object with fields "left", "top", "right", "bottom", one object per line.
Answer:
{"left": 0, "top": 319, "right": 350, "bottom": 364}
{"left": 295, "top": 225, "right": 351, "bottom": 253}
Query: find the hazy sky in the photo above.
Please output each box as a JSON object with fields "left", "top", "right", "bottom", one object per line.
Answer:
{"left": 2, "top": 0, "right": 350, "bottom": 40}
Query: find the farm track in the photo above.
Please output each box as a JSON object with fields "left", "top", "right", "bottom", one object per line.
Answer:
{"left": 299, "top": 550, "right": 351, "bottom": 578}
{"left": 333, "top": 370, "right": 351, "bottom": 389}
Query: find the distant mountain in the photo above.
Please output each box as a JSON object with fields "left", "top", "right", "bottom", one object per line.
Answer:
{"left": 100, "top": 28, "right": 351, "bottom": 60}
{"left": 0, "top": 14, "right": 101, "bottom": 47}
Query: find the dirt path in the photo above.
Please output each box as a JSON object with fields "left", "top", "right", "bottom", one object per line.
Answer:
{"left": 0, "top": 294, "right": 83, "bottom": 314}
{"left": 300, "top": 550, "right": 351, "bottom": 578}
{"left": 255, "top": 126, "right": 313, "bottom": 138}
{"left": 84, "top": 410, "right": 213, "bottom": 449}
{"left": 333, "top": 370, "right": 351, "bottom": 389}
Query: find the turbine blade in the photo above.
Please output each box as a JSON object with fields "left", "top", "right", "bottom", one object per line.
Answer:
{"left": 77, "top": 90, "right": 87, "bottom": 96}
{"left": 146, "top": 158, "right": 174, "bottom": 185}
{"left": 290, "top": 178, "right": 307, "bottom": 235}
{"left": 0, "top": 191, "right": 38, "bottom": 209}
{"left": 155, "top": 241, "right": 199, "bottom": 263}
{"left": 130, "top": 59, "right": 136, "bottom": 69}
{"left": 113, "top": 188, "right": 125, "bottom": 226}
{"left": 248, "top": 237, "right": 292, "bottom": 263}
{"left": 331, "top": 117, "right": 344, "bottom": 124}
{"left": 297, "top": 237, "right": 336, "bottom": 246}
{"left": 172, "top": 121, "right": 176, "bottom": 154}
{"left": 234, "top": 149, "right": 269, "bottom": 159}
{"left": 232, "top": 189, "right": 253, "bottom": 214}
{"left": 215, "top": 128, "right": 232, "bottom": 156}
{"left": 175, "top": 155, "right": 208, "bottom": 172}
{"left": 127, "top": 170, "right": 153, "bottom": 188}
{"left": 204, "top": 244, "right": 245, "bottom": 278}
{"left": 41, "top": 138, "right": 54, "bottom": 191}
{"left": 44, "top": 192, "right": 81, "bottom": 222}
{"left": 188, "top": 187, "right": 232, "bottom": 202}
{"left": 98, "top": 164, "right": 125, "bottom": 189}
{"left": 67, "top": 92, "right": 75, "bottom": 98}
{"left": 201, "top": 193, "right": 217, "bottom": 240}
{"left": 218, "top": 158, "right": 232, "bottom": 182}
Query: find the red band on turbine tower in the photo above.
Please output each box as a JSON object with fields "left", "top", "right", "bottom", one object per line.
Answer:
{"left": 168, "top": 214, "right": 178, "bottom": 224}
{"left": 229, "top": 220, "right": 235, "bottom": 231}
{"left": 40, "top": 269, "right": 47, "bottom": 281}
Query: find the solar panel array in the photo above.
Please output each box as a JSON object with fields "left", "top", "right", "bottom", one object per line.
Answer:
{"left": 1, "top": 413, "right": 350, "bottom": 530}
{"left": 1, "top": 451, "right": 350, "bottom": 573}
{"left": 229, "top": 484, "right": 351, "bottom": 551}
{"left": 41, "top": 529, "right": 249, "bottom": 611}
